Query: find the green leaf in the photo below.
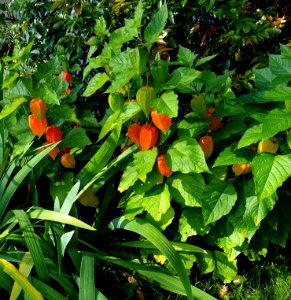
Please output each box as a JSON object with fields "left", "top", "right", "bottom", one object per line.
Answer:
{"left": 118, "top": 148, "right": 157, "bottom": 192}
{"left": 252, "top": 153, "right": 291, "bottom": 200}
{"left": 213, "top": 251, "right": 237, "bottom": 283}
{"left": 213, "top": 121, "right": 247, "bottom": 143}
{"left": 0, "top": 97, "right": 27, "bottom": 120}
{"left": 94, "top": 17, "right": 108, "bottom": 38}
{"left": 261, "top": 109, "right": 291, "bottom": 137}
{"left": 269, "top": 54, "right": 291, "bottom": 77}
{"left": 237, "top": 124, "right": 263, "bottom": 149}
{"left": 167, "top": 136, "right": 210, "bottom": 174}
{"left": 177, "top": 114, "right": 209, "bottom": 138}
{"left": 168, "top": 173, "right": 205, "bottom": 207}
{"left": 33, "top": 57, "right": 60, "bottom": 81}
{"left": 2, "top": 72, "right": 19, "bottom": 89}
{"left": 13, "top": 210, "right": 50, "bottom": 283}
{"left": 213, "top": 145, "right": 255, "bottom": 167}
{"left": 150, "top": 59, "right": 169, "bottom": 84}
{"left": 60, "top": 128, "right": 92, "bottom": 149}
{"left": 162, "top": 67, "right": 201, "bottom": 90}
{"left": 50, "top": 173, "right": 74, "bottom": 206}
{"left": 142, "top": 184, "right": 171, "bottom": 221}
{"left": 48, "top": 104, "right": 78, "bottom": 123}
{"left": 280, "top": 43, "right": 291, "bottom": 59}
{"left": 109, "top": 217, "right": 193, "bottom": 300}
{"left": 201, "top": 181, "right": 237, "bottom": 225}
{"left": 150, "top": 90, "right": 178, "bottom": 117}
{"left": 253, "top": 68, "right": 276, "bottom": 89}
{"left": 79, "top": 253, "right": 95, "bottom": 300}
{"left": 195, "top": 54, "right": 217, "bottom": 68}
{"left": 179, "top": 207, "right": 211, "bottom": 242}
{"left": 144, "top": 3, "right": 168, "bottom": 45}
{"left": 82, "top": 73, "right": 109, "bottom": 97}
{"left": 76, "top": 124, "right": 121, "bottom": 187}
{"left": 177, "top": 45, "right": 197, "bottom": 67}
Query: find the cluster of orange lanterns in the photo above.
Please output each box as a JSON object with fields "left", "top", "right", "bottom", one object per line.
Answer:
{"left": 28, "top": 71, "right": 75, "bottom": 169}
{"left": 127, "top": 109, "right": 173, "bottom": 177}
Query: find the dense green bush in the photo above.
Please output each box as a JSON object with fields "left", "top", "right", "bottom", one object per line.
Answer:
{"left": 0, "top": 1, "right": 290, "bottom": 299}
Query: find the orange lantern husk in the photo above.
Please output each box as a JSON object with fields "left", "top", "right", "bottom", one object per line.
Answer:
{"left": 62, "top": 71, "right": 72, "bottom": 83}
{"left": 28, "top": 114, "right": 48, "bottom": 137}
{"left": 127, "top": 123, "right": 142, "bottom": 144}
{"left": 61, "top": 153, "right": 76, "bottom": 169}
{"left": 151, "top": 109, "right": 172, "bottom": 132}
{"left": 199, "top": 135, "right": 214, "bottom": 160}
{"left": 46, "top": 125, "right": 63, "bottom": 143}
{"left": 232, "top": 163, "right": 252, "bottom": 176}
{"left": 157, "top": 154, "right": 173, "bottom": 177}
{"left": 139, "top": 124, "right": 159, "bottom": 150}
{"left": 29, "top": 98, "right": 48, "bottom": 120}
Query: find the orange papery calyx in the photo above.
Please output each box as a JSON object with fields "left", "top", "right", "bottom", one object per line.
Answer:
{"left": 62, "top": 71, "right": 72, "bottom": 83}
{"left": 199, "top": 135, "right": 214, "bottom": 160}
{"left": 127, "top": 123, "right": 142, "bottom": 144}
{"left": 139, "top": 124, "right": 159, "bottom": 150}
{"left": 150, "top": 109, "right": 172, "bottom": 132}
{"left": 157, "top": 154, "right": 173, "bottom": 177}
{"left": 61, "top": 153, "right": 76, "bottom": 169}
{"left": 29, "top": 98, "right": 48, "bottom": 120}
{"left": 46, "top": 125, "right": 63, "bottom": 143}
{"left": 28, "top": 114, "right": 48, "bottom": 137}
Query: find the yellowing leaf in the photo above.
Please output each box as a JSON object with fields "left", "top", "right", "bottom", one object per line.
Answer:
{"left": 78, "top": 188, "right": 100, "bottom": 208}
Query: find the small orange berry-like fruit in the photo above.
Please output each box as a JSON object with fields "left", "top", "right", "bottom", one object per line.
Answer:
{"left": 199, "top": 136, "right": 214, "bottom": 160}
{"left": 127, "top": 123, "right": 142, "bottom": 144}
{"left": 62, "top": 71, "right": 72, "bottom": 83}
{"left": 29, "top": 98, "right": 48, "bottom": 120}
{"left": 28, "top": 114, "right": 48, "bottom": 137}
{"left": 232, "top": 163, "right": 252, "bottom": 176}
{"left": 257, "top": 138, "right": 279, "bottom": 154}
{"left": 61, "top": 153, "right": 76, "bottom": 169}
{"left": 208, "top": 116, "right": 223, "bottom": 132}
{"left": 157, "top": 154, "right": 173, "bottom": 177}
{"left": 205, "top": 107, "right": 215, "bottom": 119}
{"left": 46, "top": 126, "right": 62, "bottom": 143}
{"left": 151, "top": 109, "right": 172, "bottom": 132}
{"left": 139, "top": 124, "right": 159, "bottom": 150}
{"left": 65, "top": 86, "right": 72, "bottom": 96}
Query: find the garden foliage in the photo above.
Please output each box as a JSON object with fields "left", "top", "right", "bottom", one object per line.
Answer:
{"left": 0, "top": 0, "right": 290, "bottom": 299}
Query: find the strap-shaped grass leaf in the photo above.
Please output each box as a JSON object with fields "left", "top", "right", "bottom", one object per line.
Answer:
{"left": 93, "top": 249, "right": 216, "bottom": 300}
{"left": 0, "top": 258, "right": 44, "bottom": 300}
{"left": 10, "top": 252, "right": 34, "bottom": 299}
{"left": 13, "top": 210, "right": 50, "bottom": 283}
{"left": 252, "top": 153, "right": 291, "bottom": 200}
{"left": 27, "top": 208, "right": 95, "bottom": 231}
{"left": 60, "top": 181, "right": 80, "bottom": 215}
{"left": 109, "top": 216, "right": 193, "bottom": 300}
{"left": 79, "top": 252, "right": 95, "bottom": 300}
{"left": 0, "top": 142, "right": 59, "bottom": 221}
{"left": 31, "top": 277, "right": 68, "bottom": 300}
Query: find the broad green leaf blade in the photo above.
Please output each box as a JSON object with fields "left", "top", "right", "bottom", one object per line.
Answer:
{"left": 76, "top": 124, "right": 121, "bottom": 187}
{"left": 0, "top": 258, "right": 44, "bottom": 300}
{"left": 33, "top": 57, "right": 60, "bottom": 81}
{"left": 252, "top": 153, "right": 291, "bottom": 200}
{"left": 150, "top": 90, "right": 178, "bottom": 117}
{"left": 213, "top": 251, "right": 237, "bottom": 283}
{"left": 262, "top": 109, "right": 291, "bottom": 137}
{"left": 109, "top": 217, "right": 193, "bottom": 300}
{"left": 118, "top": 147, "right": 157, "bottom": 192}
{"left": 142, "top": 184, "right": 171, "bottom": 221}
{"left": 167, "top": 136, "right": 210, "bottom": 174}
{"left": 168, "top": 173, "right": 205, "bottom": 207}
{"left": 162, "top": 67, "right": 200, "bottom": 90}
{"left": 79, "top": 253, "right": 95, "bottom": 300}
{"left": 82, "top": 72, "right": 109, "bottom": 97}
{"left": 144, "top": 3, "right": 168, "bottom": 45}
{"left": 237, "top": 124, "right": 263, "bottom": 149}
{"left": 179, "top": 207, "right": 211, "bottom": 242}
{"left": 177, "top": 45, "right": 197, "bottom": 67}
{"left": 0, "top": 143, "right": 59, "bottom": 221}
{"left": 50, "top": 173, "right": 74, "bottom": 207}
{"left": 27, "top": 208, "right": 96, "bottom": 230}
{"left": 195, "top": 54, "right": 217, "bottom": 68}
{"left": 201, "top": 181, "right": 238, "bottom": 225}
{"left": 2, "top": 72, "right": 19, "bottom": 89}
{"left": 13, "top": 210, "right": 50, "bottom": 283}
{"left": 213, "top": 145, "right": 255, "bottom": 167}
{"left": 0, "top": 97, "right": 27, "bottom": 120}
{"left": 269, "top": 54, "right": 291, "bottom": 76}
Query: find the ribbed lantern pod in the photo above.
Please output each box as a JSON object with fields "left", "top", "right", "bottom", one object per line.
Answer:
{"left": 139, "top": 124, "right": 159, "bottom": 150}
